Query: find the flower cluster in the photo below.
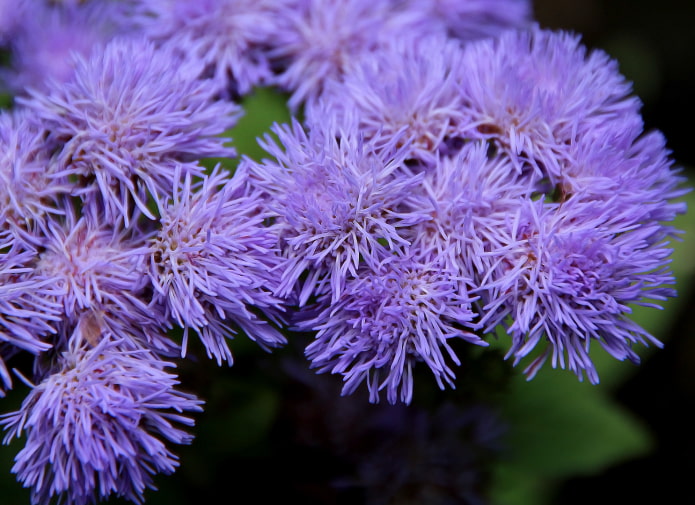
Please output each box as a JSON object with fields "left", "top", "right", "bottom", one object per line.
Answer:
{"left": 0, "top": 0, "right": 687, "bottom": 504}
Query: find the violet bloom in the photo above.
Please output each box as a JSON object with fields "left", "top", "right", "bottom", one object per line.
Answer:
{"left": 0, "top": 246, "right": 62, "bottom": 396}
{"left": 458, "top": 26, "right": 643, "bottom": 175}
{"left": 404, "top": 141, "right": 530, "bottom": 278}
{"left": 268, "top": 0, "right": 433, "bottom": 109}
{"left": 136, "top": 0, "right": 293, "bottom": 98}
{"left": 34, "top": 208, "right": 173, "bottom": 354}
{"left": 149, "top": 166, "right": 286, "bottom": 365}
{"left": 309, "top": 35, "right": 468, "bottom": 168}
{"left": 1, "top": 337, "right": 203, "bottom": 505}
{"left": 478, "top": 198, "right": 678, "bottom": 383}
{"left": 394, "top": 0, "right": 533, "bottom": 41}
{"left": 301, "top": 251, "right": 484, "bottom": 404}
{"left": 0, "top": 109, "right": 65, "bottom": 243}
{"left": 21, "top": 36, "right": 241, "bottom": 225}
{"left": 1, "top": 0, "right": 136, "bottom": 94}
{"left": 244, "top": 119, "right": 427, "bottom": 305}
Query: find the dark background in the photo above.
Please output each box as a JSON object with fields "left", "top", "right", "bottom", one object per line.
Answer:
{"left": 534, "top": 0, "right": 695, "bottom": 503}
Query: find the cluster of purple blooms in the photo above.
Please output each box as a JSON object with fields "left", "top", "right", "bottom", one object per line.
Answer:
{"left": 0, "top": 0, "right": 688, "bottom": 504}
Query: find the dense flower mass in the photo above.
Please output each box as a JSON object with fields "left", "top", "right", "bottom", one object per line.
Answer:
{"left": 1, "top": 338, "right": 203, "bottom": 505}
{"left": 0, "top": 1, "right": 689, "bottom": 503}
{"left": 20, "top": 36, "right": 241, "bottom": 225}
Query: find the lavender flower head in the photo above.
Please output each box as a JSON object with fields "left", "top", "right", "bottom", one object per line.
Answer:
{"left": 136, "top": 0, "right": 293, "bottom": 98}
{"left": 394, "top": 0, "right": 533, "bottom": 41}
{"left": 1, "top": 337, "right": 203, "bottom": 505}
{"left": 269, "top": 0, "right": 433, "bottom": 109}
{"left": 479, "top": 197, "right": 677, "bottom": 383}
{"left": 309, "top": 34, "right": 468, "bottom": 167}
{"left": 149, "top": 165, "right": 286, "bottom": 365}
{"left": 1, "top": 0, "right": 136, "bottom": 93}
{"left": 21, "top": 36, "right": 241, "bottom": 225}
{"left": 302, "top": 251, "right": 484, "bottom": 404}
{"left": 458, "top": 26, "right": 643, "bottom": 174}
{"left": 244, "top": 119, "right": 427, "bottom": 305}
{"left": 0, "top": 109, "right": 64, "bottom": 242}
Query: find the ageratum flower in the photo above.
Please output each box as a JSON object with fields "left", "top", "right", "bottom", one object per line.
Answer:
{"left": 479, "top": 197, "right": 678, "bottom": 383}
{"left": 149, "top": 165, "right": 286, "bottom": 365}
{"left": 21, "top": 36, "right": 241, "bottom": 225}
{"left": 245, "top": 119, "right": 427, "bottom": 305}
{"left": 0, "top": 109, "right": 66, "bottom": 243}
{"left": 0, "top": 245, "right": 62, "bottom": 396}
{"left": 136, "top": 0, "right": 293, "bottom": 98}
{"left": 34, "top": 208, "right": 172, "bottom": 353}
{"left": 302, "top": 251, "right": 484, "bottom": 404}
{"left": 1, "top": 0, "right": 136, "bottom": 93}
{"left": 458, "top": 26, "right": 643, "bottom": 175}
{"left": 309, "top": 35, "right": 468, "bottom": 168}
{"left": 268, "top": 0, "right": 433, "bottom": 109}
{"left": 1, "top": 337, "right": 203, "bottom": 505}
{"left": 404, "top": 141, "right": 529, "bottom": 278}
{"left": 394, "top": 0, "right": 532, "bottom": 41}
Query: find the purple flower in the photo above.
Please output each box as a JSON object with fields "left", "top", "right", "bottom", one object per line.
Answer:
{"left": 244, "top": 119, "right": 427, "bottom": 305}
{"left": 136, "top": 0, "right": 293, "bottom": 97}
{"left": 268, "top": 0, "right": 433, "bottom": 109}
{"left": 149, "top": 165, "right": 286, "bottom": 365}
{"left": 1, "top": 337, "right": 203, "bottom": 505}
{"left": 394, "top": 0, "right": 533, "bottom": 41}
{"left": 478, "top": 197, "right": 678, "bottom": 383}
{"left": 404, "top": 141, "right": 530, "bottom": 277}
{"left": 308, "top": 34, "right": 468, "bottom": 167}
{"left": 1, "top": 0, "right": 137, "bottom": 93}
{"left": 301, "top": 251, "right": 484, "bottom": 404}
{"left": 20, "top": 36, "right": 241, "bottom": 225}
{"left": 458, "top": 26, "right": 643, "bottom": 175}
{"left": 0, "top": 109, "right": 66, "bottom": 243}
{"left": 0, "top": 245, "right": 62, "bottom": 395}
{"left": 33, "top": 208, "right": 174, "bottom": 355}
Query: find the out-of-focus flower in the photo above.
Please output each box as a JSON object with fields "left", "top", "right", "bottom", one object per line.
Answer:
{"left": 393, "top": 0, "right": 533, "bottom": 41}
{"left": 149, "top": 166, "right": 286, "bottom": 365}
{"left": 244, "top": 119, "right": 427, "bottom": 305}
{"left": 268, "top": 0, "right": 433, "bottom": 109}
{"left": 309, "top": 34, "right": 468, "bottom": 168}
{"left": 20, "top": 36, "right": 241, "bottom": 225}
{"left": 478, "top": 197, "right": 678, "bottom": 383}
{"left": 136, "top": 0, "right": 293, "bottom": 98}
{"left": 301, "top": 251, "right": 484, "bottom": 404}
{"left": 1, "top": 0, "right": 137, "bottom": 93}
{"left": 1, "top": 337, "right": 203, "bottom": 505}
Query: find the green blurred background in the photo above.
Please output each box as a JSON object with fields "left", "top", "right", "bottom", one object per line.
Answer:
{"left": 1, "top": 1, "right": 694, "bottom": 504}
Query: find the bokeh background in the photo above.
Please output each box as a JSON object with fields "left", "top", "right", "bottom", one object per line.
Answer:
{"left": 1, "top": 1, "right": 694, "bottom": 504}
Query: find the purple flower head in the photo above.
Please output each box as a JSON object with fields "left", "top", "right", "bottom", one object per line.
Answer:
{"left": 405, "top": 141, "right": 530, "bottom": 277}
{"left": 0, "top": 109, "right": 66, "bottom": 243}
{"left": 244, "top": 119, "right": 428, "bottom": 305}
{"left": 1, "top": 0, "right": 137, "bottom": 93}
{"left": 479, "top": 198, "right": 677, "bottom": 383}
{"left": 308, "top": 34, "right": 468, "bottom": 168}
{"left": 458, "top": 26, "right": 643, "bottom": 175}
{"left": 1, "top": 337, "right": 204, "bottom": 505}
{"left": 137, "top": 0, "right": 293, "bottom": 98}
{"left": 550, "top": 129, "right": 688, "bottom": 226}
{"left": 269, "top": 0, "right": 431, "bottom": 109}
{"left": 0, "top": 246, "right": 62, "bottom": 395}
{"left": 301, "top": 251, "right": 484, "bottom": 404}
{"left": 394, "top": 0, "right": 533, "bottom": 41}
{"left": 32, "top": 208, "right": 174, "bottom": 355}
{"left": 149, "top": 165, "right": 287, "bottom": 365}
{"left": 21, "top": 36, "right": 241, "bottom": 225}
